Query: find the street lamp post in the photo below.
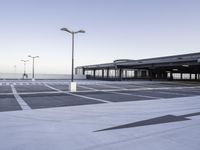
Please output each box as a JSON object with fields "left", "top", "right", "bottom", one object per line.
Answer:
{"left": 28, "top": 55, "right": 39, "bottom": 81}
{"left": 21, "top": 60, "right": 29, "bottom": 79}
{"left": 61, "top": 28, "right": 85, "bottom": 92}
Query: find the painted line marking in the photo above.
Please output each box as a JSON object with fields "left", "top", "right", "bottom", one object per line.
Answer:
{"left": 44, "top": 84, "right": 111, "bottom": 103}
{"left": 11, "top": 85, "right": 31, "bottom": 110}
{"left": 44, "top": 84, "right": 63, "bottom": 92}
{"left": 67, "top": 92, "right": 111, "bottom": 103}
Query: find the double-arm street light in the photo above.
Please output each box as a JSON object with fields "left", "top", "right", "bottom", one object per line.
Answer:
{"left": 61, "top": 28, "right": 85, "bottom": 92}
{"left": 21, "top": 59, "right": 29, "bottom": 79}
{"left": 28, "top": 55, "right": 39, "bottom": 81}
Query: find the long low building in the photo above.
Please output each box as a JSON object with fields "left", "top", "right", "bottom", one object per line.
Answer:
{"left": 75, "top": 52, "right": 200, "bottom": 81}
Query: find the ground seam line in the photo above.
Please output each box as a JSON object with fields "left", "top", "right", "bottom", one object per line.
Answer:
{"left": 78, "top": 85, "right": 98, "bottom": 91}
{"left": 108, "top": 91, "right": 161, "bottom": 99}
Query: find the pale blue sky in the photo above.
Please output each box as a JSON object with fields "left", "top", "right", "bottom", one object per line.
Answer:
{"left": 0, "top": 0, "right": 200, "bottom": 74}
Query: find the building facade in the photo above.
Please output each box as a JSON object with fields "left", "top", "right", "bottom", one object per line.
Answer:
{"left": 76, "top": 52, "right": 200, "bottom": 81}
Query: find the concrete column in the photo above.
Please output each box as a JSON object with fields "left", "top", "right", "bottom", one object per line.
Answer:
{"left": 148, "top": 70, "right": 152, "bottom": 81}
{"left": 93, "top": 69, "right": 96, "bottom": 78}
{"left": 170, "top": 71, "right": 173, "bottom": 80}
{"left": 107, "top": 68, "right": 109, "bottom": 78}
{"left": 119, "top": 69, "right": 122, "bottom": 80}
{"left": 135, "top": 70, "right": 138, "bottom": 78}
{"left": 102, "top": 69, "right": 104, "bottom": 78}
{"left": 75, "top": 68, "right": 78, "bottom": 75}
{"left": 82, "top": 68, "right": 85, "bottom": 75}
{"left": 195, "top": 74, "right": 197, "bottom": 80}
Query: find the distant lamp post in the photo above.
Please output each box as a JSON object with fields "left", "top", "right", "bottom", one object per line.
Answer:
{"left": 14, "top": 65, "right": 17, "bottom": 74}
{"left": 61, "top": 27, "right": 85, "bottom": 92}
{"left": 21, "top": 60, "right": 29, "bottom": 79}
{"left": 28, "top": 55, "right": 39, "bottom": 81}
{"left": 14, "top": 65, "right": 17, "bottom": 79}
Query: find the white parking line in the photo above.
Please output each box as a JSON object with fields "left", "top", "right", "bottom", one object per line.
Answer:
{"left": 11, "top": 85, "right": 31, "bottom": 110}
{"left": 44, "top": 84, "right": 111, "bottom": 103}
{"left": 68, "top": 92, "right": 111, "bottom": 103}
{"left": 44, "top": 83, "right": 63, "bottom": 92}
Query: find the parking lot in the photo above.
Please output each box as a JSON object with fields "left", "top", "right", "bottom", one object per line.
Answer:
{"left": 1, "top": 80, "right": 200, "bottom": 112}
{"left": 1, "top": 80, "right": 200, "bottom": 150}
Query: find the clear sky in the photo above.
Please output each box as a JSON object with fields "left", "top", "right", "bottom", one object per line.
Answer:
{"left": 0, "top": 0, "right": 200, "bottom": 74}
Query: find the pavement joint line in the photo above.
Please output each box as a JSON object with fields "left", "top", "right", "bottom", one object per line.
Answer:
{"left": 169, "top": 89, "right": 200, "bottom": 94}
{"left": 72, "top": 86, "right": 200, "bottom": 94}
{"left": 0, "top": 91, "right": 62, "bottom": 95}
{"left": 19, "top": 91, "right": 62, "bottom": 95}
{"left": 107, "top": 91, "right": 162, "bottom": 99}
{"left": 78, "top": 85, "right": 98, "bottom": 91}
{"left": 96, "top": 84, "right": 122, "bottom": 89}
{"left": 44, "top": 84, "right": 112, "bottom": 103}
{"left": 0, "top": 93, "right": 13, "bottom": 95}
{"left": 155, "top": 90, "right": 192, "bottom": 96}
{"left": 10, "top": 85, "right": 31, "bottom": 110}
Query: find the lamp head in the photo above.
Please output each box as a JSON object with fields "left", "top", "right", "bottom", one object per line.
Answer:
{"left": 60, "top": 28, "right": 72, "bottom": 33}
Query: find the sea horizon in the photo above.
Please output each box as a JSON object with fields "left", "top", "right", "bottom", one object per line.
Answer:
{"left": 0, "top": 73, "right": 86, "bottom": 79}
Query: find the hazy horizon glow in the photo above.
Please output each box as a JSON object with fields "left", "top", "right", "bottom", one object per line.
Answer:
{"left": 0, "top": 0, "right": 200, "bottom": 74}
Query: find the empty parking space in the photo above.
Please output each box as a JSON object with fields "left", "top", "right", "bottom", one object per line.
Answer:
{"left": 15, "top": 85, "right": 55, "bottom": 93}
{"left": 0, "top": 86, "right": 12, "bottom": 93}
{"left": 0, "top": 96, "right": 22, "bottom": 112}
{"left": 76, "top": 91, "right": 153, "bottom": 102}
{"left": 80, "top": 84, "right": 121, "bottom": 90}
{"left": 0, "top": 80, "right": 200, "bottom": 112}
{"left": 105, "top": 83, "right": 145, "bottom": 89}
{"left": 118, "top": 89, "right": 190, "bottom": 99}
{"left": 164, "top": 88, "right": 200, "bottom": 96}
{"left": 46, "top": 84, "right": 69, "bottom": 91}
{"left": 21, "top": 93, "right": 104, "bottom": 109}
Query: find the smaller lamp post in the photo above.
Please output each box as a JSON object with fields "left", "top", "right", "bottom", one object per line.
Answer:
{"left": 28, "top": 55, "right": 39, "bottom": 81}
{"left": 21, "top": 60, "right": 29, "bottom": 79}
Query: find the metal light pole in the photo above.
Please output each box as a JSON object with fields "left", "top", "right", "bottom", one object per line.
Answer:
{"left": 14, "top": 65, "right": 17, "bottom": 74}
{"left": 61, "top": 28, "right": 85, "bottom": 92}
{"left": 28, "top": 55, "right": 39, "bottom": 81}
{"left": 21, "top": 60, "right": 29, "bottom": 79}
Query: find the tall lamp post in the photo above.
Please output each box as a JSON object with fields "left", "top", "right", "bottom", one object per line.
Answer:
{"left": 21, "top": 60, "right": 29, "bottom": 79}
{"left": 61, "top": 28, "right": 85, "bottom": 92}
{"left": 28, "top": 55, "right": 39, "bottom": 81}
